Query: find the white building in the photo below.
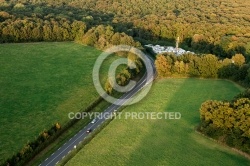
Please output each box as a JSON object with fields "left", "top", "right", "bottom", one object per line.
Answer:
{"left": 145, "top": 44, "right": 194, "bottom": 56}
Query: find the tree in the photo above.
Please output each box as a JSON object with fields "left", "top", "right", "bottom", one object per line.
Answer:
{"left": 82, "top": 32, "right": 97, "bottom": 46}
{"left": 173, "top": 60, "right": 186, "bottom": 74}
{"left": 188, "top": 56, "right": 201, "bottom": 77}
{"left": 43, "top": 24, "right": 53, "bottom": 41}
{"left": 71, "top": 21, "right": 86, "bottom": 40}
{"left": 127, "top": 52, "right": 142, "bottom": 76}
{"left": 155, "top": 55, "right": 172, "bottom": 77}
{"left": 232, "top": 54, "right": 245, "bottom": 66}
{"left": 105, "top": 78, "right": 113, "bottom": 94}
{"left": 32, "top": 26, "right": 42, "bottom": 41}
{"left": 198, "top": 54, "right": 219, "bottom": 78}
{"left": 111, "top": 33, "right": 121, "bottom": 45}
{"left": 179, "top": 61, "right": 187, "bottom": 74}
{"left": 173, "top": 61, "right": 180, "bottom": 73}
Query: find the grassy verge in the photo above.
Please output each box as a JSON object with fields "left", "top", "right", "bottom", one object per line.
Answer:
{"left": 57, "top": 107, "right": 120, "bottom": 166}
{"left": 27, "top": 98, "right": 112, "bottom": 166}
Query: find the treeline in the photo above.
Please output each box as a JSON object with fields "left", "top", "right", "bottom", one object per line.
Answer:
{"left": 79, "top": 25, "right": 141, "bottom": 50}
{"left": 1, "top": 0, "right": 250, "bottom": 58}
{"left": 1, "top": 123, "right": 61, "bottom": 166}
{"left": 0, "top": 2, "right": 88, "bottom": 43}
{"left": 198, "top": 90, "right": 250, "bottom": 154}
{"left": 155, "top": 53, "right": 250, "bottom": 86}
{"left": 79, "top": 24, "right": 143, "bottom": 94}
{"left": 0, "top": 18, "right": 86, "bottom": 42}
{"left": 0, "top": 1, "right": 106, "bottom": 42}
{"left": 1, "top": 96, "right": 104, "bottom": 166}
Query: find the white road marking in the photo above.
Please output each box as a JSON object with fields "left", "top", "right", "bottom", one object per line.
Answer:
{"left": 43, "top": 131, "right": 88, "bottom": 166}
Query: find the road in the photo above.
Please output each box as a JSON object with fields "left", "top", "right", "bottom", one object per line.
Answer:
{"left": 40, "top": 53, "right": 156, "bottom": 166}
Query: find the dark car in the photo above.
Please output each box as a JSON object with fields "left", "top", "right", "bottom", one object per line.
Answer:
{"left": 86, "top": 129, "right": 92, "bottom": 133}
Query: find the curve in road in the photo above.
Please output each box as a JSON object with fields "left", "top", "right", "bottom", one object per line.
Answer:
{"left": 40, "top": 53, "right": 156, "bottom": 166}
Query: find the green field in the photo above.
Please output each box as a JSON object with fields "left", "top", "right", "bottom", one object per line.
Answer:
{"left": 0, "top": 42, "right": 118, "bottom": 162}
{"left": 67, "top": 78, "right": 250, "bottom": 166}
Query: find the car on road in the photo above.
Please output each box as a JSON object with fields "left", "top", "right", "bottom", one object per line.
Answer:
{"left": 91, "top": 119, "right": 96, "bottom": 123}
{"left": 86, "top": 129, "right": 92, "bottom": 133}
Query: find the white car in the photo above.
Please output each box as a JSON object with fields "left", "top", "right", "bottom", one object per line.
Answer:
{"left": 91, "top": 119, "right": 96, "bottom": 123}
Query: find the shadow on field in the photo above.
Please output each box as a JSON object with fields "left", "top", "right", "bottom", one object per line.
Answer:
{"left": 123, "top": 78, "right": 248, "bottom": 165}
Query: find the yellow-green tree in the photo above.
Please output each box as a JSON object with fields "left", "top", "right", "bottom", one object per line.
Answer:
{"left": 232, "top": 54, "right": 245, "bottom": 66}
{"left": 155, "top": 55, "right": 172, "bottom": 78}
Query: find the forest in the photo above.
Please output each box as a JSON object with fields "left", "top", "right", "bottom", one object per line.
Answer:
{"left": 1, "top": 0, "right": 250, "bottom": 59}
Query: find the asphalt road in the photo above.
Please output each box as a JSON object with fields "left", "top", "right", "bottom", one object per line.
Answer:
{"left": 40, "top": 53, "right": 156, "bottom": 166}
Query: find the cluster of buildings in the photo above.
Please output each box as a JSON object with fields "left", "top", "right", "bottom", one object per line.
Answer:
{"left": 145, "top": 44, "right": 194, "bottom": 56}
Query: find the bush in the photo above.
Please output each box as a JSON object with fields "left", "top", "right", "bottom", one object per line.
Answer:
{"left": 199, "top": 96, "right": 250, "bottom": 154}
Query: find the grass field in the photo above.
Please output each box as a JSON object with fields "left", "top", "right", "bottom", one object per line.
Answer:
{"left": 0, "top": 42, "right": 119, "bottom": 162}
{"left": 66, "top": 78, "right": 250, "bottom": 166}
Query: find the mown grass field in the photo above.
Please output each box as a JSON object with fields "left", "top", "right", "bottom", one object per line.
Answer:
{"left": 0, "top": 42, "right": 118, "bottom": 162}
{"left": 67, "top": 78, "right": 250, "bottom": 166}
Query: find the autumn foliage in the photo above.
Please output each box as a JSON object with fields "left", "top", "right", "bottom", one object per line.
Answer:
{"left": 155, "top": 53, "right": 250, "bottom": 86}
{"left": 198, "top": 95, "right": 250, "bottom": 154}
